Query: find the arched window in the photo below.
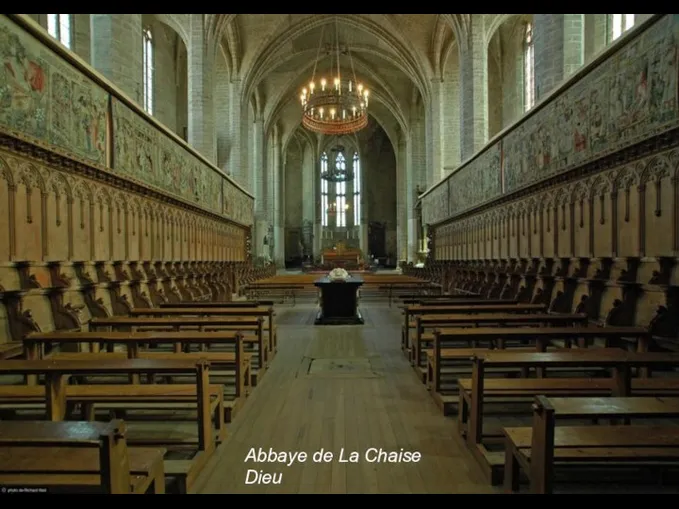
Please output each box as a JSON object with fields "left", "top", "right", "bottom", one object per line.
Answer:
{"left": 321, "top": 152, "right": 329, "bottom": 226}
{"left": 47, "top": 14, "right": 72, "bottom": 49}
{"left": 523, "top": 22, "right": 535, "bottom": 112}
{"left": 353, "top": 152, "right": 361, "bottom": 226}
{"left": 610, "top": 14, "right": 635, "bottom": 42}
{"left": 142, "top": 27, "right": 154, "bottom": 115}
{"left": 335, "top": 152, "right": 347, "bottom": 227}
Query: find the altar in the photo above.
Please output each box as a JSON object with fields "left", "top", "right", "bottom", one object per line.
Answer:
{"left": 321, "top": 241, "right": 361, "bottom": 267}
{"left": 314, "top": 275, "right": 364, "bottom": 325}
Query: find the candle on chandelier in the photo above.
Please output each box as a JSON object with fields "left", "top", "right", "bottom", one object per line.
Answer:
{"left": 321, "top": 78, "right": 326, "bottom": 91}
{"left": 310, "top": 82, "right": 315, "bottom": 94}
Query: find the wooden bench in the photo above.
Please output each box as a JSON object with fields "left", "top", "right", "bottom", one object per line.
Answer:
{"left": 465, "top": 350, "right": 679, "bottom": 484}
{"left": 504, "top": 396, "right": 679, "bottom": 494}
{"left": 126, "top": 305, "right": 277, "bottom": 357}
{"left": 428, "top": 326, "right": 650, "bottom": 392}
{"left": 401, "top": 303, "right": 546, "bottom": 354}
{"left": 90, "top": 316, "right": 267, "bottom": 378}
{"left": 410, "top": 313, "right": 589, "bottom": 368}
{"left": 25, "top": 330, "right": 249, "bottom": 412}
{"left": 0, "top": 383, "right": 227, "bottom": 436}
{"left": 0, "top": 358, "right": 216, "bottom": 493}
{"left": 0, "top": 420, "right": 165, "bottom": 494}
{"left": 457, "top": 377, "right": 679, "bottom": 441}
{"left": 398, "top": 293, "right": 482, "bottom": 301}
{"left": 245, "top": 284, "right": 305, "bottom": 305}
{"left": 160, "top": 300, "right": 275, "bottom": 307}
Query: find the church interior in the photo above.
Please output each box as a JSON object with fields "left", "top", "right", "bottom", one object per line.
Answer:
{"left": 1, "top": 12, "right": 679, "bottom": 494}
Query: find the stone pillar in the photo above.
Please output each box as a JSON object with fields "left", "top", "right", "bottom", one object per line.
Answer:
{"left": 429, "top": 79, "right": 444, "bottom": 187}
{"left": 252, "top": 116, "right": 268, "bottom": 259}
{"left": 459, "top": 15, "right": 488, "bottom": 161}
{"left": 272, "top": 125, "right": 285, "bottom": 267}
{"left": 396, "top": 137, "right": 408, "bottom": 263}
{"left": 406, "top": 132, "right": 419, "bottom": 263}
{"left": 187, "top": 14, "right": 215, "bottom": 161}
{"left": 90, "top": 14, "right": 143, "bottom": 103}
{"left": 314, "top": 154, "right": 323, "bottom": 260}
{"left": 227, "top": 80, "right": 245, "bottom": 187}
{"left": 73, "top": 14, "right": 91, "bottom": 63}
{"left": 533, "top": 14, "right": 584, "bottom": 101}
{"left": 359, "top": 151, "right": 369, "bottom": 255}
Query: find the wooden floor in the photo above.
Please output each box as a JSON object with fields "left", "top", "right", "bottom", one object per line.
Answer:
{"left": 193, "top": 301, "right": 497, "bottom": 494}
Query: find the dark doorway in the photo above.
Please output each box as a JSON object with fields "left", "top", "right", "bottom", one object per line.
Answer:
{"left": 368, "top": 221, "right": 386, "bottom": 259}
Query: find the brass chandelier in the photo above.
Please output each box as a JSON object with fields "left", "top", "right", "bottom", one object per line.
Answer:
{"left": 300, "top": 20, "right": 369, "bottom": 136}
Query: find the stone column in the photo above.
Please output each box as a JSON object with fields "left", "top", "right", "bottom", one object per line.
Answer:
{"left": 252, "top": 116, "right": 268, "bottom": 259}
{"left": 272, "top": 125, "right": 285, "bottom": 267}
{"left": 301, "top": 139, "right": 315, "bottom": 259}
{"left": 396, "top": 137, "right": 408, "bottom": 263}
{"left": 90, "top": 14, "right": 143, "bottom": 103}
{"left": 313, "top": 155, "right": 323, "bottom": 260}
{"left": 533, "top": 14, "right": 584, "bottom": 101}
{"left": 428, "top": 79, "right": 444, "bottom": 187}
{"left": 227, "top": 80, "right": 245, "bottom": 187}
{"left": 459, "top": 15, "right": 488, "bottom": 161}
{"left": 187, "top": 14, "right": 215, "bottom": 161}
{"left": 406, "top": 132, "right": 419, "bottom": 263}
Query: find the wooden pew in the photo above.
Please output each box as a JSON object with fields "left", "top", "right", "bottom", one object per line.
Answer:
{"left": 398, "top": 293, "right": 481, "bottom": 300}
{"left": 160, "top": 300, "right": 275, "bottom": 307}
{"left": 23, "top": 330, "right": 245, "bottom": 419}
{"left": 0, "top": 420, "right": 165, "bottom": 494}
{"left": 128, "top": 305, "right": 277, "bottom": 357}
{"left": 450, "top": 326, "right": 649, "bottom": 419}
{"left": 0, "top": 359, "right": 217, "bottom": 493}
{"left": 464, "top": 350, "right": 679, "bottom": 484}
{"left": 379, "top": 282, "right": 442, "bottom": 306}
{"left": 400, "top": 298, "right": 515, "bottom": 306}
{"left": 427, "top": 325, "right": 643, "bottom": 413}
{"left": 89, "top": 315, "right": 268, "bottom": 383}
{"left": 504, "top": 396, "right": 679, "bottom": 494}
{"left": 412, "top": 313, "right": 589, "bottom": 369}
{"left": 244, "top": 284, "right": 305, "bottom": 305}
{"left": 401, "top": 303, "right": 546, "bottom": 356}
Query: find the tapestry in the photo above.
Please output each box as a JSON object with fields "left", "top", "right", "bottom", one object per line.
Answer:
{"left": 448, "top": 141, "right": 502, "bottom": 216}
{"left": 0, "top": 15, "right": 107, "bottom": 165}
{"left": 224, "top": 180, "right": 254, "bottom": 226}
{"left": 112, "top": 97, "right": 249, "bottom": 221}
{"left": 504, "top": 14, "right": 679, "bottom": 193}
{"left": 422, "top": 181, "right": 449, "bottom": 226}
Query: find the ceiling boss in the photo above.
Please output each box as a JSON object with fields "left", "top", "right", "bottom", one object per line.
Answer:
{"left": 300, "top": 19, "right": 369, "bottom": 136}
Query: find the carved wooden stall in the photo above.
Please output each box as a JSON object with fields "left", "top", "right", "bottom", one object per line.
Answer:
{"left": 0, "top": 14, "right": 268, "bottom": 348}
{"left": 412, "top": 14, "right": 679, "bottom": 346}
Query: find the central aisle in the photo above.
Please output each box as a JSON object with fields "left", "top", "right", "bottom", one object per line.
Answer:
{"left": 193, "top": 303, "right": 497, "bottom": 494}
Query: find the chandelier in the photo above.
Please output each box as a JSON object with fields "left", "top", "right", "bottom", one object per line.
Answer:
{"left": 300, "top": 21, "right": 369, "bottom": 136}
